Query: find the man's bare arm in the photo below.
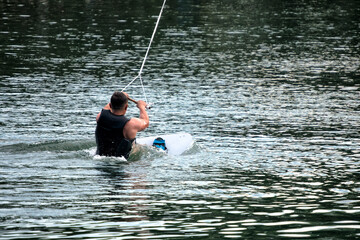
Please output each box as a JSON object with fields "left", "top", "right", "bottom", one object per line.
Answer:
{"left": 123, "top": 100, "right": 149, "bottom": 140}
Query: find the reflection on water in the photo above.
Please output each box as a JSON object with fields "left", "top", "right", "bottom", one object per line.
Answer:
{"left": 1, "top": 0, "right": 360, "bottom": 239}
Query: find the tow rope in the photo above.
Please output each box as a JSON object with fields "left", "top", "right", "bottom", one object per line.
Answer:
{"left": 121, "top": 0, "right": 167, "bottom": 104}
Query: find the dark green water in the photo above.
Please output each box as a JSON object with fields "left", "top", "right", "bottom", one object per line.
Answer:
{"left": 1, "top": 0, "right": 360, "bottom": 239}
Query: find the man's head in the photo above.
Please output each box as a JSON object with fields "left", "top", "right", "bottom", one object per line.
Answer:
{"left": 110, "top": 91, "right": 128, "bottom": 110}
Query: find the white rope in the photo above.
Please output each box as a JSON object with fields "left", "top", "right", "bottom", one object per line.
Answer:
{"left": 139, "top": 75, "right": 148, "bottom": 103}
{"left": 122, "top": 0, "right": 167, "bottom": 102}
{"left": 121, "top": 75, "right": 140, "bottom": 93}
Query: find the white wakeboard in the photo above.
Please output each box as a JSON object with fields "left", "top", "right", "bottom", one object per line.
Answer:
{"left": 136, "top": 133, "right": 193, "bottom": 155}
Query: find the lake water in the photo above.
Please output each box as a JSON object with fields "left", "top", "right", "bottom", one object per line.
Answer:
{"left": 1, "top": 0, "right": 360, "bottom": 239}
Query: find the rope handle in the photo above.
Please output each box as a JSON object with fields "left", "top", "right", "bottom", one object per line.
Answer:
{"left": 127, "top": 97, "right": 137, "bottom": 104}
{"left": 127, "top": 97, "right": 152, "bottom": 109}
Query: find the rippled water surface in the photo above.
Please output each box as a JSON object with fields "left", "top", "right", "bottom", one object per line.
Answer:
{"left": 1, "top": 0, "right": 360, "bottom": 239}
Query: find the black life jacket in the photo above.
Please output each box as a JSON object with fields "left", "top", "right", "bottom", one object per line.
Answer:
{"left": 95, "top": 109, "right": 133, "bottom": 159}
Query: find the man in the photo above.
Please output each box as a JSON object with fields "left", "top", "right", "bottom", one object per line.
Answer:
{"left": 95, "top": 91, "right": 149, "bottom": 159}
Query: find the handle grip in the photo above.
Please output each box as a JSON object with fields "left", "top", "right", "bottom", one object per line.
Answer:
{"left": 127, "top": 97, "right": 138, "bottom": 104}
{"left": 127, "top": 97, "right": 152, "bottom": 109}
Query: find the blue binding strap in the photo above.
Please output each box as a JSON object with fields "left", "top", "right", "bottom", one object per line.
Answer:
{"left": 153, "top": 137, "right": 167, "bottom": 151}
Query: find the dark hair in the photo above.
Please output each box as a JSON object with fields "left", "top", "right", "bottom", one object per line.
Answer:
{"left": 110, "top": 91, "right": 128, "bottom": 110}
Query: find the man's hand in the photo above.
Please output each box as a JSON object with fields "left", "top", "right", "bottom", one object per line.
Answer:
{"left": 136, "top": 100, "right": 147, "bottom": 109}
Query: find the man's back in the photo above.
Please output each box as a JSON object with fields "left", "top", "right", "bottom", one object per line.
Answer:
{"left": 96, "top": 109, "right": 132, "bottom": 158}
